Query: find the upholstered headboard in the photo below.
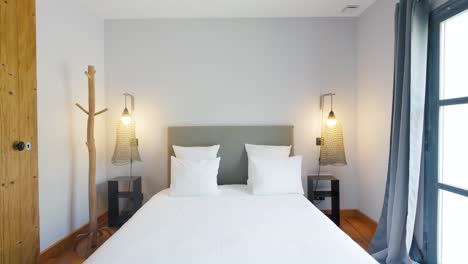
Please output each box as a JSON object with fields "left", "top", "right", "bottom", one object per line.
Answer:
{"left": 168, "top": 126, "right": 294, "bottom": 185}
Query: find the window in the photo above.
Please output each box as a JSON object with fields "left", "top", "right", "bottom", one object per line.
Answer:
{"left": 426, "top": 1, "right": 468, "bottom": 263}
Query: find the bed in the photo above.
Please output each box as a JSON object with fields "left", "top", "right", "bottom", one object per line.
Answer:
{"left": 85, "top": 126, "right": 377, "bottom": 264}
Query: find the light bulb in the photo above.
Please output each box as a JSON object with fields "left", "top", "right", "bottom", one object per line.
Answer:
{"left": 326, "top": 110, "right": 337, "bottom": 127}
{"left": 121, "top": 115, "right": 131, "bottom": 125}
{"left": 121, "top": 108, "right": 132, "bottom": 125}
{"left": 327, "top": 118, "right": 337, "bottom": 127}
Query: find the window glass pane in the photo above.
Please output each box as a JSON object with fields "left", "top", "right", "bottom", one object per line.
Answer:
{"left": 438, "top": 190, "right": 468, "bottom": 263}
{"left": 439, "top": 104, "right": 468, "bottom": 190}
{"left": 440, "top": 9, "right": 468, "bottom": 99}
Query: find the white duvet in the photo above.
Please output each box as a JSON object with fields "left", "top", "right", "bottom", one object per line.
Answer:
{"left": 86, "top": 185, "right": 377, "bottom": 264}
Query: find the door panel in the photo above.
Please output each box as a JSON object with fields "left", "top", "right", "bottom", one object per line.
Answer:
{"left": 426, "top": 1, "right": 468, "bottom": 263}
{"left": 0, "top": 0, "right": 39, "bottom": 263}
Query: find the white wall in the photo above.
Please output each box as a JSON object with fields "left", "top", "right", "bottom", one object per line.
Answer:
{"left": 104, "top": 18, "right": 359, "bottom": 210}
{"left": 34, "top": 1, "right": 402, "bottom": 250}
{"left": 356, "top": 0, "right": 395, "bottom": 221}
{"left": 36, "top": 0, "right": 107, "bottom": 251}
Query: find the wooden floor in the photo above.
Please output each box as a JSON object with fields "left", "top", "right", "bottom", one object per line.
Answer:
{"left": 340, "top": 213, "right": 377, "bottom": 251}
{"left": 43, "top": 213, "right": 376, "bottom": 263}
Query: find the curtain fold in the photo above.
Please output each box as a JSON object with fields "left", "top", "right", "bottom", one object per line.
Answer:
{"left": 369, "top": 0, "right": 429, "bottom": 263}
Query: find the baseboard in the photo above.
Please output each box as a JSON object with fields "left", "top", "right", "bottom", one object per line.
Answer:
{"left": 322, "top": 209, "right": 359, "bottom": 217}
{"left": 354, "top": 210, "right": 378, "bottom": 231}
{"left": 38, "top": 211, "right": 108, "bottom": 263}
{"left": 321, "top": 209, "right": 378, "bottom": 230}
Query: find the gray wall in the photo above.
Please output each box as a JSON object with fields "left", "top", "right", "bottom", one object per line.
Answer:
{"left": 104, "top": 18, "right": 360, "bottom": 210}
{"left": 356, "top": 0, "right": 395, "bottom": 221}
{"left": 36, "top": 0, "right": 107, "bottom": 250}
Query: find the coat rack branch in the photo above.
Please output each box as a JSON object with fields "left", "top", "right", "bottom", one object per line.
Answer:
{"left": 95, "top": 108, "right": 108, "bottom": 116}
{"left": 75, "top": 103, "right": 89, "bottom": 115}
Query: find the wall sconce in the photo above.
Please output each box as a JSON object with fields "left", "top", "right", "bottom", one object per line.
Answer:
{"left": 120, "top": 93, "right": 134, "bottom": 125}
{"left": 112, "top": 92, "right": 142, "bottom": 176}
{"left": 317, "top": 93, "right": 347, "bottom": 166}
{"left": 320, "top": 93, "right": 338, "bottom": 128}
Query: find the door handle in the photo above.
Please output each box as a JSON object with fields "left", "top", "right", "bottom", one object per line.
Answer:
{"left": 13, "top": 141, "right": 26, "bottom": 151}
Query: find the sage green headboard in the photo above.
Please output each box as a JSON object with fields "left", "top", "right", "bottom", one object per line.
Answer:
{"left": 168, "top": 126, "right": 294, "bottom": 185}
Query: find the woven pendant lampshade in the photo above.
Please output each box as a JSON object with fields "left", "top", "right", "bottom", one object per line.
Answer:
{"left": 319, "top": 121, "right": 347, "bottom": 166}
{"left": 318, "top": 93, "right": 347, "bottom": 166}
{"left": 111, "top": 120, "right": 141, "bottom": 166}
{"left": 112, "top": 93, "right": 141, "bottom": 166}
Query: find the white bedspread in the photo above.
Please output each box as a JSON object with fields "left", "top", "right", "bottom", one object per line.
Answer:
{"left": 86, "top": 185, "right": 377, "bottom": 264}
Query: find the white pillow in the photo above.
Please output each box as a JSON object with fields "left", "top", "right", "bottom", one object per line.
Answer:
{"left": 170, "top": 156, "right": 220, "bottom": 196}
{"left": 245, "top": 144, "right": 291, "bottom": 186}
{"left": 249, "top": 156, "right": 304, "bottom": 195}
{"left": 173, "top": 145, "right": 220, "bottom": 161}
{"left": 245, "top": 144, "right": 291, "bottom": 158}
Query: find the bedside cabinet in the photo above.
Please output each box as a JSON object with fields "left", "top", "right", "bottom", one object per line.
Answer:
{"left": 108, "top": 176, "right": 143, "bottom": 227}
{"left": 307, "top": 175, "right": 340, "bottom": 226}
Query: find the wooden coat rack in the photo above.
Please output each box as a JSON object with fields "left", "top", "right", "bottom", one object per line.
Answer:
{"left": 74, "top": 65, "right": 112, "bottom": 257}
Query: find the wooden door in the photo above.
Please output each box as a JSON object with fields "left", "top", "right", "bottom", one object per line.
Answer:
{"left": 0, "top": 0, "right": 39, "bottom": 263}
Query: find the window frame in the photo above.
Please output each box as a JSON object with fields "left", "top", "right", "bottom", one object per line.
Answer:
{"left": 425, "top": 0, "right": 468, "bottom": 263}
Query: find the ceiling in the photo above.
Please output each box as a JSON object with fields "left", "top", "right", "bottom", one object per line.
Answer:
{"left": 77, "top": 0, "right": 377, "bottom": 19}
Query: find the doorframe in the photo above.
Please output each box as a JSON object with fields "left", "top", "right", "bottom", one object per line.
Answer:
{"left": 424, "top": 0, "right": 468, "bottom": 263}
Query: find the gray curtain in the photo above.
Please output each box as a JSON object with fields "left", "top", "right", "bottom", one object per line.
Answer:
{"left": 369, "top": 0, "right": 429, "bottom": 263}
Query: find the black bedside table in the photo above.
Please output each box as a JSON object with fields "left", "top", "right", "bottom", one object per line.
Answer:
{"left": 307, "top": 175, "right": 340, "bottom": 226}
{"left": 108, "top": 176, "right": 143, "bottom": 227}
